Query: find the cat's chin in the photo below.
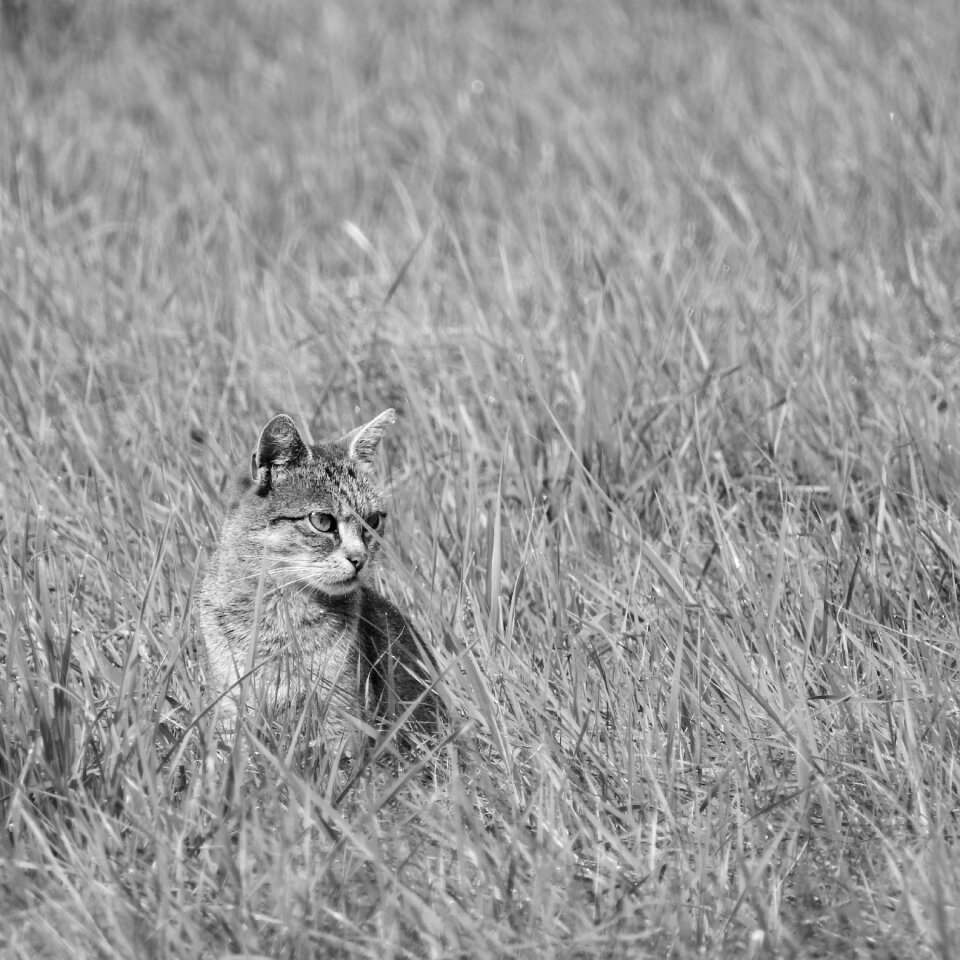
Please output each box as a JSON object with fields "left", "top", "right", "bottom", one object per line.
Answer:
{"left": 313, "top": 577, "right": 362, "bottom": 598}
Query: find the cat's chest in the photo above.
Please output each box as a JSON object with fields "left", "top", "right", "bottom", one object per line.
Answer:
{"left": 239, "top": 589, "right": 361, "bottom": 706}
{"left": 259, "top": 589, "right": 357, "bottom": 654}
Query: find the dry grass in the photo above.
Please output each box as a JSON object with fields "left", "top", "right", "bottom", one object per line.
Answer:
{"left": 2, "top": 0, "right": 960, "bottom": 956}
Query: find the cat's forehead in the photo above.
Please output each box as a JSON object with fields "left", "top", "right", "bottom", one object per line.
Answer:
{"left": 281, "top": 446, "right": 381, "bottom": 508}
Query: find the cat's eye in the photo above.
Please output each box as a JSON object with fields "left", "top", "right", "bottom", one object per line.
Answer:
{"left": 365, "top": 512, "right": 384, "bottom": 531}
{"left": 308, "top": 512, "right": 336, "bottom": 533}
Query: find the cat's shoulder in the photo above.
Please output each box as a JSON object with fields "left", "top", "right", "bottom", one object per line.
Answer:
{"left": 358, "top": 585, "right": 419, "bottom": 641}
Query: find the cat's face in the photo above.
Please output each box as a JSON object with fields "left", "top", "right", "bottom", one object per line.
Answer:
{"left": 223, "top": 411, "right": 394, "bottom": 597}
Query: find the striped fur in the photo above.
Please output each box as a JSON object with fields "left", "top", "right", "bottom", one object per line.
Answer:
{"left": 198, "top": 410, "right": 440, "bottom": 748}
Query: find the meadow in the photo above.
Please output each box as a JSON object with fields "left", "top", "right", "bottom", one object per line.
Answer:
{"left": 2, "top": 1, "right": 960, "bottom": 956}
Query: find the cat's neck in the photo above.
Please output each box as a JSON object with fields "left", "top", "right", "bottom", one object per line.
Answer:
{"left": 225, "top": 575, "right": 361, "bottom": 624}
{"left": 279, "top": 583, "right": 360, "bottom": 617}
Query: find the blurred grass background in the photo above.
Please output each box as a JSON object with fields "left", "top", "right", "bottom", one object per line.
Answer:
{"left": 2, "top": 0, "right": 960, "bottom": 957}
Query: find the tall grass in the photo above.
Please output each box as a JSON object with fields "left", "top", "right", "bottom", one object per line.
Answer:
{"left": 2, "top": 0, "right": 960, "bottom": 956}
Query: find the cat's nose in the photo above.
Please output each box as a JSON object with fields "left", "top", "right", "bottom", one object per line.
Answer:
{"left": 347, "top": 554, "right": 366, "bottom": 572}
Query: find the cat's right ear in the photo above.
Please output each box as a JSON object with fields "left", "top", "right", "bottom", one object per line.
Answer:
{"left": 251, "top": 414, "right": 309, "bottom": 495}
{"left": 341, "top": 408, "right": 396, "bottom": 471}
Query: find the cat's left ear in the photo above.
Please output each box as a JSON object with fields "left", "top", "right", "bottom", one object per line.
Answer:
{"left": 342, "top": 408, "right": 396, "bottom": 470}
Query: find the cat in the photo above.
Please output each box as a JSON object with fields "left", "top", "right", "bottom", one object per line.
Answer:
{"left": 197, "top": 408, "right": 441, "bottom": 752}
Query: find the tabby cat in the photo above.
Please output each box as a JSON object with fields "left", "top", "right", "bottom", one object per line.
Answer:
{"left": 198, "top": 409, "right": 440, "bottom": 750}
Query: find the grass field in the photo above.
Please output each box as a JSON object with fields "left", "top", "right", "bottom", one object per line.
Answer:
{"left": 2, "top": 0, "right": 960, "bottom": 956}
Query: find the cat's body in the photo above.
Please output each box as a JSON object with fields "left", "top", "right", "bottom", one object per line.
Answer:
{"left": 197, "top": 409, "right": 440, "bottom": 748}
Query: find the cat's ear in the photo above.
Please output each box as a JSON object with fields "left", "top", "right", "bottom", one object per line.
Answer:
{"left": 251, "top": 414, "right": 309, "bottom": 494}
{"left": 341, "top": 408, "right": 396, "bottom": 470}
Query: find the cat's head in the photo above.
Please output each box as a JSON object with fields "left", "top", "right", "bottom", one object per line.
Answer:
{"left": 225, "top": 409, "right": 395, "bottom": 597}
